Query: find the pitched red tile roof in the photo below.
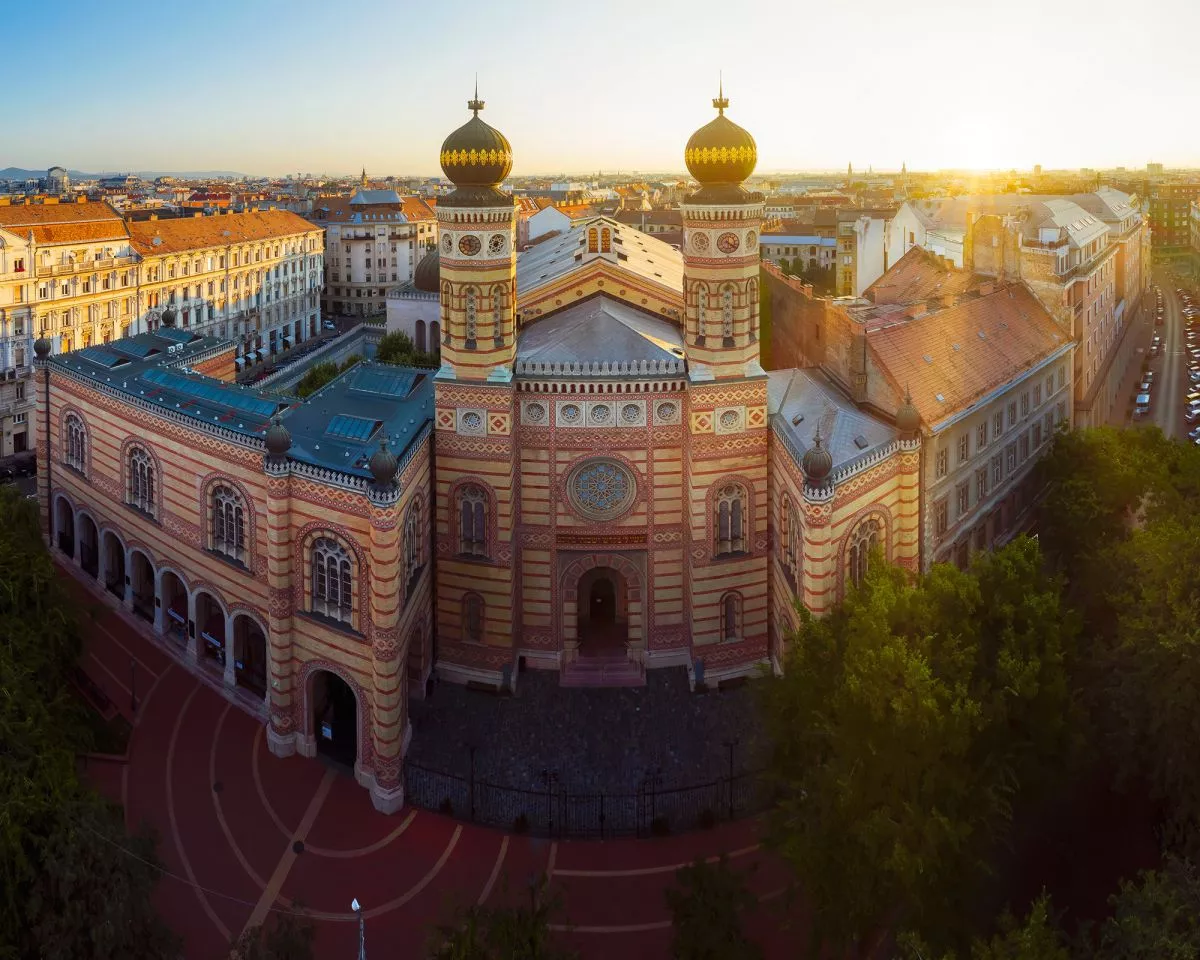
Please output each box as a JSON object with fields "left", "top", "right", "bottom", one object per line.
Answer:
{"left": 0, "top": 200, "right": 129, "bottom": 244}
{"left": 865, "top": 245, "right": 981, "bottom": 304}
{"left": 128, "top": 210, "right": 319, "bottom": 256}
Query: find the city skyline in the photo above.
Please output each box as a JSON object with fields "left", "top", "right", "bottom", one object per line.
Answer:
{"left": 9, "top": 0, "right": 1199, "bottom": 176}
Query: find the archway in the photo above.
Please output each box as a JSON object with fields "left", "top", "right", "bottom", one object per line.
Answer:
{"left": 160, "top": 570, "right": 188, "bottom": 646}
{"left": 78, "top": 513, "right": 98, "bottom": 579}
{"left": 576, "top": 566, "right": 628, "bottom": 656}
{"left": 311, "top": 670, "right": 357, "bottom": 768}
{"left": 129, "top": 550, "right": 155, "bottom": 622}
{"left": 233, "top": 614, "right": 267, "bottom": 699}
{"left": 194, "top": 591, "right": 227, "bottom": 671}
{"left": 54, "top": 496, "right": 74, "bottom": 558}
{"left": 415, "top": 319, "right": 426, "bottom": 353}
{"left": 102, "top": 531, "right": 125, "bottom": 599}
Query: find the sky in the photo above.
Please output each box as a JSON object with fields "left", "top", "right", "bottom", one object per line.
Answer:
{"left": 9, "top": 0, "right": 1200, "bottom": 177}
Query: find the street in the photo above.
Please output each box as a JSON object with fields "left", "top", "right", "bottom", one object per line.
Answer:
{"left": 1151, "top": 269, "right": 1192, "bottom": 442}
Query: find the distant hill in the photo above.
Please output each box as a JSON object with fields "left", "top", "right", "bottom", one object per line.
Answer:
{"left": 0, "top": 167, "right": 246, "bottom": 181}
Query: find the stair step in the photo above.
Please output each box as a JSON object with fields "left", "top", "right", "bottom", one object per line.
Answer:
{"left": 560, "top": 656, "right": 645, "bottom": 688}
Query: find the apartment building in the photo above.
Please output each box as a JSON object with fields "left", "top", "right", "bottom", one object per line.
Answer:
{"left": 310, "top": 187, "right": 437, "bottom": 318}
{"left": 1148, "top": 182, "right": 1200, "bottom": 250}
{"left": 834, "top": 208, "right": 891, "bottom": 297}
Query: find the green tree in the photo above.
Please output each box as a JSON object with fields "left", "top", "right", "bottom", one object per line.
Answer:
{"left": 759, "top": 537, "right": 1073, "bottom": 957}
{"left": 896, "top": 893, "right": 1069, "bottom": 960}
{"left": 293, "top": 355, "right": 361, "bottom": 398}
{"left": 376, "top": 330, "right": 438, "bottom": 368}
{"left": 664, "top": 855, "right": 762, "bottom": 960}
{"left": 1094, "top": 857, "right": 1200, "bottom": 959}
{"left": 230, "top": 909, "right": 317, "bottom": 960}
{"left": 427, "top": 875, "right": 576, "bottom": 960}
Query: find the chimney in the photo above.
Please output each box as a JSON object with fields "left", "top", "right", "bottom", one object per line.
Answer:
{"left": 941, "top": 293, "right": 958, "bottom": 308}
{"left": 905, "top": 302, "right": 927, "bottom": 319}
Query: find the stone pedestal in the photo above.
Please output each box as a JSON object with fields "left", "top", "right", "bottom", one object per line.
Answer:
{"left": 266, "top": 726, "right": 296, "bottom": 759}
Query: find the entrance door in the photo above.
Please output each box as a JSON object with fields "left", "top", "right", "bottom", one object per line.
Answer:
{"left": 590, "top": 577, "right": 616, "bottom": 625}
{"left": 313, "top": 671, "right": 357, "bottom": 768}
{"left": 577, "top": 566, "right": 626, "bottom": 655}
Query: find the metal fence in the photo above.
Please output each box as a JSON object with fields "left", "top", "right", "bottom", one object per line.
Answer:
{"left": 403, "top": 761, "right": 768, "bottom": 839}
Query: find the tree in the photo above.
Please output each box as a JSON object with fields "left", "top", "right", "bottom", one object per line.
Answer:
{"left": 376, "top": 331, "right": 438, "bottom": 369}
{"left": 759, "top": 537, "right": 1073, "bottom": 957}
{"left": 664, "top": 855, "right": 762, "bottom": 960}
{"left": 895, "top": 893, "right": 1069, "bottom": 960}
{"left": 427, "top": 875, "right": 576, "bottom": 960}
{"left": 293, "top": 355, "right": 361, "bottom": 398}
{"left": 230, "top": 910, "right": 316, "bottom": 960}
{"left": 1093, "top": 857, "right": 1200, "bottom": 959}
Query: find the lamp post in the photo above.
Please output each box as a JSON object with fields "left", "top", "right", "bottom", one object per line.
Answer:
{"left": 351, "top": 898, "right": 365, "bottom": 959}
{"left": 540, "top": 768, "right": 558, "bottom": 837}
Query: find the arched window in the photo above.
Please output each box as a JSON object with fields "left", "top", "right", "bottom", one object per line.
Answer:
{"left": 403, "top": 499, "right": 424, "bottom": 598}
{"left": 491, "top": 283, "right": 506, "bottom": 345}
{"left": 415, "top": 318, "right": 426, "bottom": 353}
{"left": 441, "top": 281, "right": 452, "bottom": 344}
{"left": 721, "top": 284, "right": 734, "bottom": 341}
{"left": 600, "top": 227, "right": 611, "bottom": 253}
{"left": 464, "top": 286, "right": 477, "bottom": 345}
{"left": 714, "top": 483, "right": 747, "bottom": 556}
{"left": 588, "top": 228, "right": 598, "bottom": 253}
{"left": 748, "top": 279, "right": 759, "bottom": 341}
{"left": 720, "top": 592, "right": 742, "bottom": 643}
{"left": 458, "top": 485, "right": 487, "bottom": 557}
{"left": 211, "top": 484, "right": 246, "bottom": 563}
{"left": 64, "top": 413, "right": 86, "bottom": 473}
{"left": 696, "top": 285, "right": 708, "bottom": 343}
{"left": 780, "top": 494, "right": 800, "bottom": 584}
{"left": 127, "top": 446, "right": 155, "bottom": 516}
{"left": 847, "top": 516, "right": 884, "bottom": 588}
{"left": 312, "top": 537, "right": 353, "bottom": 623}
{"left": 464, "top": 592, "right": 484, "bottom": 643}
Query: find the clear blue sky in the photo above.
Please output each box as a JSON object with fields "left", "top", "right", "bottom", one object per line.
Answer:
{"left": 9, "top": 0, "right": 1197, "bottom": 176}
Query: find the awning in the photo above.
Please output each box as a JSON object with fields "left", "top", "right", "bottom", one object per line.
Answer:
{"left": 234, "top": 357, "right": 245, "bottom": 369}
{"left": 251, "top": 350, "right": 263, "bottom": 362}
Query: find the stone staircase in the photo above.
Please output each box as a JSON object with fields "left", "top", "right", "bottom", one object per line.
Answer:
{"left": 559, "top": 652, "right": 645, "bottom": 688}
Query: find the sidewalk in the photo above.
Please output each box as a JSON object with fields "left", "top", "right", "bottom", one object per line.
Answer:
{"left": 1107, "top": 301, "right": 1156, "bottom": 428}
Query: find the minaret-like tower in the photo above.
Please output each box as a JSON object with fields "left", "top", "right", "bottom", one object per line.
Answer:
{"left": 434, "top": 87, "right": 517, "bottom": 382}
{"left": 681, "top": 82, "right": 764, "bottom": 380}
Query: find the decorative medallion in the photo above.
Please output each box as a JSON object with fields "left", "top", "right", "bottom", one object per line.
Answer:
{"left": 719, "top": 409, "right": 741, "bottom": 430}
{"left": 691, "top": 231, "right": 710, "bottom": 253}
{"left": 560, "top": 403, "right": 581, "bottom": 424}
{"left": 590, "top": 404, "right": 612, "bottom": 425}
{"left": 488, "top": 233, "right": 507, "bottom": 256}
{"left": 656, "top": 401, "right": 678, "bottom": 423}
{"left": 621, "top": 403, "right": 641, "bottom": 424}
{"left": 567, "top": 459, "right": 636, "bottom": 521}
{"left": 717, "top": 232, "right": 740, "bottom": 254}
{"left": 458, "top": 235, "right": 481, "bottom": 256}
{"left": 458, "top": 409, "right": 485, "bottom": 435}
{"left": 745, "top": 231, "right": 757, "bottom": 251}
{"left": 441, "top": 234, "right": 453, "bottom": 253}
{"left": 524, "top": 401, "right": 546, "bottom": 424}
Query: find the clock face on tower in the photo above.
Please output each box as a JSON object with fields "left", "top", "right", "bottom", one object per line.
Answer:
{"left": 458, "top": 234, "right": 481, "bottom": 256}
{"left": 717, "top": 232, "right": 740, "bottom": 254}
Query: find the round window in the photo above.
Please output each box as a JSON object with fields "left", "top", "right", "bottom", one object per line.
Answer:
{"left": 525, "top": 402, "right": 546, "bottom": 423}
{"left": 560, "top": 403, "right": 581, "bottom": 424}
{"left": 621, "top": 403, "right": 641, "bottom": 423}
{"left": 719, "top": 409, "right": 741, "bottom": 430}
{"left": 458, "top": 235, "right": 481, "bottom": 256}
{"left": 591, "top": 404, "right": 612, "bottom": 424}
{"left": 567, "top": 459, "right": 636, "bottom": 521}
{"left": 656, "top": 401, "right": 677, "bottom": 422}
{"left": 717, "top": 232, "right": 740, "bottom": 254}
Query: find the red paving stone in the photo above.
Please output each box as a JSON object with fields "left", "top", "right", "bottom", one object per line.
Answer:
{"left": 64, "top": 559, "right": 800, "bottom": 958}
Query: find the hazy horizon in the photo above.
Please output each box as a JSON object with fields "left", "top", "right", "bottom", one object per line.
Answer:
{"left": 11, "top": 0, "right": 1197, "bottom": 177}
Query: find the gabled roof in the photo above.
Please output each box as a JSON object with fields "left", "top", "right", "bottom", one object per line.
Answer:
{"left": 864, "top": 245, "right": 981, "bottom": 305}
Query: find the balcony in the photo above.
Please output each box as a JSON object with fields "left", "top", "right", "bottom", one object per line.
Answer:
{"left": 35, "top": 254, "right": 136, "bottom": 278}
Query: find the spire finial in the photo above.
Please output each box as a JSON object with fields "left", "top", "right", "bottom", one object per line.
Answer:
{"left": 468, "top": 75, "right": 484, "bottom": 115}
{"left": 712, "top": 72, "right": 729, "bottom": 115}
{"left": 813, "top": 423, "right": 823, "bottom": 448}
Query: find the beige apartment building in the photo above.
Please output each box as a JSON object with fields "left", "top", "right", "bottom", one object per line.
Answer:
{"left": 0, "top": 199, "right": 324, "bottom": 456}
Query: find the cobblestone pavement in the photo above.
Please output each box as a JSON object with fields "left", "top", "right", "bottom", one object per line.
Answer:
{"left": 407, "top": 667, "right": 768, "bottom": 793}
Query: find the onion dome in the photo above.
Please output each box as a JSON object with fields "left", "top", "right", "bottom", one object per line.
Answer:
{"left": 264, "top": 414, "right": 291, "bottom": 457}
{"left": 33, "top": 337, "right": 52, "bottom": 360}
{"left": 160, "top": 306, "right": 177, "bottom": 327}
{"left": 684, "top": 81, "right": 757, "bottom": 192}
{"left": 801, "top": 426, "right": 833, "bottom": 484}
{"left": 413, "top": 246, "right": 440, "bottom": 293}
{"left": 896, "top": 388, "right": 921, "bottom": 438}
{"left": 368, "top": 437, "right": 398, "bottom": 486}
{"left": 439, "top": 84, "right": 513, "bottom": 207}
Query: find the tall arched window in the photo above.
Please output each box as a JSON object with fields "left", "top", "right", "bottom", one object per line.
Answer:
{"left": 847, "top": 516, "right": 884, "bottom": 588}
{"left": 403, "top": 499, "right": 424, "bottom": 599}
{"left": 458, "top": 485, "right": 487, "bottom": 557}
{"left": 211, "top": 485, "right": 246, "bottom": 563}
{"left": 64, "top": 413, "right": 86, "bottom": 474}
{"left": 748, "top": 278, "right": 759, "bottom": 341}
{"left": 697, "top": 285, "right": 708, "bottom": 343}
{"left": 127, "top": 447, "right": 155, "bottom": 516}
{"left": 715, "top": 483, "right": 747, "bottom": 556}
{"left": 720, "top": 592, "right": 742, "bottom": 643}
{"left": 441, "top": 281, "right": 452, "bottom": 344}
{"left": 780, "top": 494, "right": 800, "bottom": 585}
{"left": 600, "top": 227, "right": 611, "bottom": 252}
{"left": 464, "top": 592, "right": 484, "bottom": 643}
{"left": 312, "top": 537, "right": 353, "bottom": 623}
{"left": 587, "top": 228, "right": 598, "bottom": 253}
{"left": 721, "top": 284, "right": 734, "bottom": 341}
{"left": 464, "top": 286, "right": 478, "bottom": 346}
{"left": 491, "top": 283, "right": 506, "bottom": 346}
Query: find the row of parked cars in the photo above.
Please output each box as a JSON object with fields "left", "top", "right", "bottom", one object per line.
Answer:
{"left": 1173, "top": 288, "right": 1200, "bottom": 445}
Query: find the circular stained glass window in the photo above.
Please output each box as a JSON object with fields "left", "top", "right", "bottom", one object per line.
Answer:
{"left": 525, "top": 402, "right": 546, "bottom": 423}
{"left": 745, "top": 231, "right": 757, "bottom": 250}
{"left": 656, "top": 401, "right": 677, "bottom": 422}
{"left": 691, "top": 231, "right": 710, "bottom": 253}
{"left": 621, "top": 403, "right": 641, "bottom": 423}
{"left": 560, "top": 404, "right": 581, "bottom": 424}
{"left": 488, "top": 233, "right": 507, "bottom": 255}
{"left": 591, "top": 404, "right": 612, "bottom": 424}
{"left": 720, "top": 409, "right": 740, "bottom": 430}
{"left": 461, "top": 411, "right": 483, "bottom": 432}
{"left": 441, "top": 234, "right": 452, "bottom": 253}
{"left": 568, "top": 459, "right": 636, "bottom": 521}
{"left": 458, "top": 234, "right": 481, "bottom": 256}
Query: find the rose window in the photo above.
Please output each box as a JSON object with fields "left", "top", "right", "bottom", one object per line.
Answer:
{"left": 488, "top": 233, "right": 506, "bottom": 255}
{"left": 590, "top": 404, "right": 612, "bottom": 424}
{"left": 656, "top": 402, "right": 677, "bottom": 422}
{"left": 525, "top": 402, "right": 546, "bottom": 423}
{"left": 568, "top": 459, "right": 636, "bottom": 521}
{"left": 560, "top": 404, "right": 581, "bottom": 424}
{"left": 745, "top": 231, "right": 757, "bottom": 250}
{"left": 621, "top": 403, "right": 641, "bottom": 423}
{"left": 691, "top": 232, "right": 710, "bottom": 253}
{"left": 441, "top": 235, "right": 453, "bottom": 253}
{"left": 458, "top": 235, "right": 481, "bottom": 256}
{"left": 719, "top": 409, "right": 741, "bottom": 430}
{"left": 461, "top": 411, "right": 483, "bottom": 432}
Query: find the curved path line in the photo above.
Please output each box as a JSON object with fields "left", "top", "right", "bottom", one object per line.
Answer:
{"left": 552, "top": 843, "right": 761, "bottom": 878}
{"left": 211, "top": 703, "right": 269, "bottom": 889}
{"left": 477, "top": 835, "right": 509, "bottom": 906}
{"left": 549, "top": 885, "right": 787, "bottom": 934}
{"left": 123, "top": 661, "right": 172, "bottom": 834}
{"left": 250, "top": 726, "right": 419, "bottom": 858}
{"left": 167, "top": 685, "right": 231, "bottom": 941}
{"left": 294, "top": 825, "right": 464, "bottom": 921}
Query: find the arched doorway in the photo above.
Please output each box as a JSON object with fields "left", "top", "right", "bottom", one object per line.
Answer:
{"left": 160, "top": 571, "right": 188, "bottom": 646}
{"left": 233, "top": 615, "right": 267, "bottom": 699}
{"left": 54, "top": 497, "right": 74, "bottom": 558}
{"left": 102, "top": 531, "right": 125, "bottom": 599}
{"left": 78, "top": 513, "right": 98, "bottom": 579}
{"left": 195, "top": 592, "right": 227, "bottom": 671}
{"left": 311, "top": 670, "right": 357, "bottom": 768}
{"left": 129, "top": 550, "right": 155, "bottom": 622}
{"left": 577, "top": 566, "right": 627, "bottom": 655}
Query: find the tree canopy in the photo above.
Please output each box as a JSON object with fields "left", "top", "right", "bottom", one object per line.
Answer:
{"left": 376, "top": 331, "right": 438, "bottom": 368}
{"left": 664, "top": 856, "right": 762, "bottom": 960}
{"left": 293, "top": 355, "right": 361, "bottom": 398}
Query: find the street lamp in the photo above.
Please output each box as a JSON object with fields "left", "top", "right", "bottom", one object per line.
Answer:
{"left": 351, "top": 898, "right": 365, "bottom": 959}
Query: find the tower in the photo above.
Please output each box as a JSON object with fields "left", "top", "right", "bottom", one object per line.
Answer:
{"left": 680, "top": 83, "right": 764, "bottom": 380}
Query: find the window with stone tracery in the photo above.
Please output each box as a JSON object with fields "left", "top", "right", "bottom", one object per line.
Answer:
{"left": 464, "top": 286, "right": 477, "bottom": 346}
{"left": 714, "top": 483, "right": 747, "bottom": 557}
{"left": 64, "top": 413, "right": 86, "bottom": 474}
{"left": 696, "top": 284, "right": 708, "bottom": 343}
{"left": 127, "top": 446, "right": 155, "bottom": 516}
{"left": 847, "top": 516, "right": 884, "bottom": 588}
{"left": 210, "top": 484, "right": 246, "bottom": 563}
{"left": 491, "top": 283, "right": 505, "bottom": 345}
{"left": 780, "top": 494, "right": 800, "bottom": 586}
{"left": 748, "top": 278, "right": 759, "bottom": 340}
{"left": 720, "top": 592, "right": 742, "bottom": 642}
{"left": 441, "top": 281, "right": 452, "bottom": 344}
{"left": 403, "top": 499, "right": 424, "bottom": 602}
{"left": 600, "top": 227, "right": 611, "bottom": 252}
{"left": 588, "top": 228, "right": 598, "bottom": 253}
{"left": 312, "top": 537, "right": 353, "bottom": 624}
{"left": 721, "top": 284, "right": 734, "bottom": 341}
{"left": 458, "top": 485, "right": 487, "bottom": 557}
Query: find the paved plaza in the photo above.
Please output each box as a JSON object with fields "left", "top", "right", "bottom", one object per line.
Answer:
{"left": 70, "top": 565, "right": 802, "bottom": 959}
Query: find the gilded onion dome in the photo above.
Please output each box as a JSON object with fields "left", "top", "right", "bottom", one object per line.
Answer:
{"left": 684, "top": 81, "right": 757, "bottom": 190}
{"left": 439, "top": 85, "right": 513, "bottom": 207}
